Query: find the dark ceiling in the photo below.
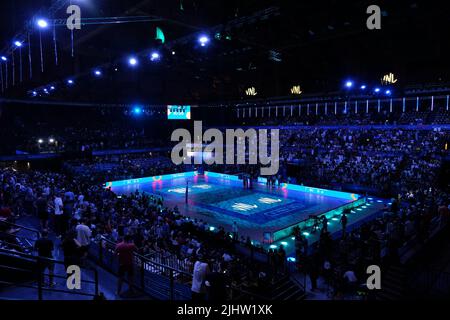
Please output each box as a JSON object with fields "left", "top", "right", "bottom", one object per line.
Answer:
{"left": 0, "top": 0, "right": 449, "bottom": 105}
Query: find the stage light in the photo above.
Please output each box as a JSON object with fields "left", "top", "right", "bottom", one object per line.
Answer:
{"left": 37, "top": 19, "right": 48, "bottom": 28}
{"left": 132, "top": 106, "right": 142, "bottom": 115}
{"left": 67, "top": 79, "right": 74, "bottom": 85}
{"left": 1, "top": 56, "right": 7, "bottom": 61}
{"left": 43, "top": 88, "right": 48, "bottom": 94}
{"left": 198, "top": 35, "right": 210, "bottom": 46}
{"left": 94, "top": 69, "right": 102, "bottom": 76}
{"left": 14, "top": 41, "right": 23, "bottom": 47}
{"left": 209, "top": 226, "right": 215, "bottom": 231}
{"left": 171, "top": 51, "right": 176, "bottom": 55}
{"left": 281, "top": 241, "right": 288, "bottom": 246}
{"left": 385, "top": 90, "right": 391, "bottom": 95}
{"left": 374, "top": 88, "right": 380, "bottom": 93}
{"left": 302, "top": 232, "right": 310, "bottom": 237}
{"left": 128, "top": 57, "right": 138, "bottom": 66}
{"left": 50, "top": 86, "right": 55, "bottom": 90}
{"left": 49, "top": 138, "right": 55, "bottom": 144}
{"left": 269, "top": 245, "right": 277, "bottom": 249}
{"left": 37, "top": 139, "right": 44, "bottom": 144}
{"left": 150, "top": 52, "right": 160, "bottom": 62}
{"left": 32, "top": 91, "right": 37, "bottom": 96}
{"left": 345, "top": 81, "right": 353, "bottom": 88}
{"left": 360, "top": 85, "right": 366, "bottom": 90}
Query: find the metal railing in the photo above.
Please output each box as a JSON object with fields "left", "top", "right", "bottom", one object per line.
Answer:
{"left": 0, "top": 247, "right": 99, "bottom": 300}
{"left": 0, "top": 232, "right": 35, "bottom": 252}
{"left": 144, "top": 250, "right": 194, "bottom": 274}
{"left": 90, "top": 237, "right": 192, "bottom": 300}
{"left": 0, "top": 220, "right": 40, "bottom": 239}
{"left": 0, "top": 220, "right": 41, "bottom": 253}
{"left": 91, "top": 237, "right": 302, "bottom": 300}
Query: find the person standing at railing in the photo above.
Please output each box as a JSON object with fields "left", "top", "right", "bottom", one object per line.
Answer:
{"left": 36, "top": 193, "right": 49, "bottom": 230}
{"left": 205, "top": 262, "right": 229, "bottom": 302}
{"left": 191, "top": 254, "right": 210, "bottom": 301}
{"left": 34, "top": 230, "right": 55, "bottom": 287}
{"left": 76, "top": 219, "right": 92, "bottom": 262}
{"left": 62, "top": 231, "right": 81, "bottom": 271}
{"left": 115, "top": 234, "right": 136, "bottom": 297}
{"left": 53, "top": 193, "right": 65, "bottom": 238}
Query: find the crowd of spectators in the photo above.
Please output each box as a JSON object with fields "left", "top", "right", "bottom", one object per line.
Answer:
{"left": 237, "top": 105, "right": 449, "bottom": 127}
{"left": 0, "top": 167, "right": 279, "bottom": 299}
{"left": 0, "top": 107, "right": 170, "bottom": 155}
{"left": 63, "top": 152, "right": 182, "bottom": 183}
{"left": 1, "top": 103, "right": 449, "bottom": 156}
{"left": 1, "top": 104, "right": 449, "bottom": 299}
{"left": 294, "top": 186, "right": 449, "bottom": 298}
{"left": 278, "top": 127, "right": 448, "bottom": 197}
{"left": 14, "top": 127, "right": 168, "bottom": 155}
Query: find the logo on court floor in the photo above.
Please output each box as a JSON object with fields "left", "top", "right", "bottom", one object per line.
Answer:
{"left": 258, "top": 197, "right": 282, "bottom": 204}
{"left": 232, "top": 203, "right": 258, "bottom": 211}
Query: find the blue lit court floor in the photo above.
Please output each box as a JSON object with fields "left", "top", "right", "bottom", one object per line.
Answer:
{"left": 111, "top": 175, "right": 386, "bottom": 255}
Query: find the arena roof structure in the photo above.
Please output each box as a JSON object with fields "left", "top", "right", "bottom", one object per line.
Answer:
{"left": 0, "top": 0, "right": 449, "bottom": 105}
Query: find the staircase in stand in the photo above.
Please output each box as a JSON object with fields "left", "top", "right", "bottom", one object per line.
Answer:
{"left": 375, "top": 265, "right": 409, "bottom": 300}
{"left": 270, "top": 275, "right": 306, "bottom": 300}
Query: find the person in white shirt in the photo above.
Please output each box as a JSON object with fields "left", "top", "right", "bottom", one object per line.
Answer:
{"left": 191, "top": 256, "right": 210, "bottom": 301}
{"left": 54, "top": 196, "right": 63, "bottom": 215}
{"left": 54, "top": 195, "right": 64, "bottom": 237}
{"left": 76, "top": 219, "right": 92, "bottom": 258}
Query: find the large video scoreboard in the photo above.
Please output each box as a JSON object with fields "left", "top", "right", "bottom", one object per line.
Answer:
{"left": 167, "top": 105, "right": 191, "bottom": 120}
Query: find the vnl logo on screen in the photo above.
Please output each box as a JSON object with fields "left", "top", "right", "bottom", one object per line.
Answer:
{"left": 168, "top": 105, "right": 191, "bottom": 120}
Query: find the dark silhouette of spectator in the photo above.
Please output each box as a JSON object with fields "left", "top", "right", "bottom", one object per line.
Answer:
{"left": 62, "top": 231, "right": 81, "bottom": 271}
{"left": 34, "top": 230, "right": 55, "bottom": 287}
{"left": 205, "top": 263, "right": 229, "bottom": 301}
{"left": 36, "top": 194, "right": 49, "bottom": 230}
{"left": 115, "top": 234, "right": 137, "bottom": 296}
